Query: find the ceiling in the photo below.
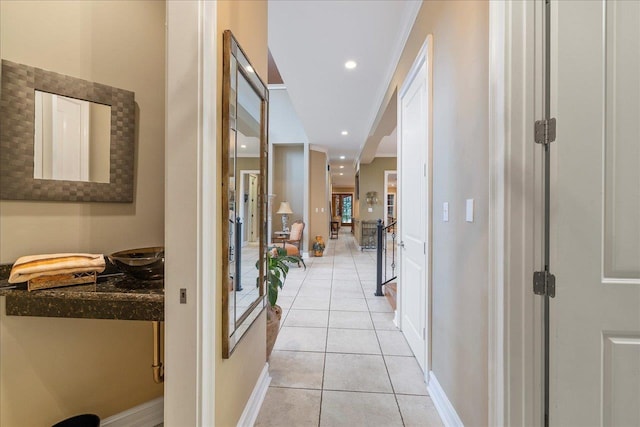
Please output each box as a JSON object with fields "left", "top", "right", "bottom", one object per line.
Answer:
{"left": 268, "top": 0, "right": 421, "bottom": 186}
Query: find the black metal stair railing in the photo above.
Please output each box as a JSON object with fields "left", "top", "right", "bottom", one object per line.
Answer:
{"left": 375, "top": 219, "right": 397, "bottom": 297}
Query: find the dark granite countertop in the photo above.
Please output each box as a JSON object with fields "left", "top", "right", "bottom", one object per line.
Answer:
{"left": 0, "top": 264, "right": 164, "bottom": 321}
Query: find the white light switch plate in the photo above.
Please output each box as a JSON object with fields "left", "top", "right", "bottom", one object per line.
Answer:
{"left": 466, "top": 199, "right": 474, "bottom": 222}
{"left": 368, "top": 207, "right": 373, "bottom": 213}
{"left": 443, "top": 202, "right": 449, "bottom": 222}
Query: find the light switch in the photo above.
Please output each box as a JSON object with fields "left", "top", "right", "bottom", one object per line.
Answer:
{"left": 465, "top": 199, "right": 474, "bottom": 222}
{"left": 443, "top": 202, "right": 449, "bottom": 222}
{"left": 368, "top": 207, "right": 373, "bottom": 213}
{"left": 315, "top": 207, "right": 318, "bottom": 213}
{"left": 321, "top": 208, "right": 325, "bottom": 213}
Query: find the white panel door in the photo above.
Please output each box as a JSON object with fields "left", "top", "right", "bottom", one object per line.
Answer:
{"left": 399, "top": 58, "right": 429, "bottom": 373}
{"left": 52, "top": 95, "right": 89, "bottom": 181}
{"left": 550, "top": 1, "right": 640, "bottom": 425}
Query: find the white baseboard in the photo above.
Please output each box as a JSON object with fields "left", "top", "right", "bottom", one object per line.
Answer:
{"left": 237, "top": 363, "right": 271, "bottom": 427}
{"left": 352, "top": 236, "right": 362, "bottom": 251}
{"left": 427, "top": 371, "right": 464, "bottom": 427}
{"left": 101, "top": 397, "right": 164, "bottom": 427}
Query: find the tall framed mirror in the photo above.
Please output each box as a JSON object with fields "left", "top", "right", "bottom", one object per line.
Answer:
{"left": 222, "top": 30, "right": 269, "bottom": 358}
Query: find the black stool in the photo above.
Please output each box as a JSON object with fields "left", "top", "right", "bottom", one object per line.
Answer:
{"left": 52, "top": 414, "right": 100, "bottom": 427}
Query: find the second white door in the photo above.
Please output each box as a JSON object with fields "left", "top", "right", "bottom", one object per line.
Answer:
{"left": 550, "top": 1, "right": 640, "bottom": 425}
{"left": 399, "top": 38, "right": 432, "bottom": 374}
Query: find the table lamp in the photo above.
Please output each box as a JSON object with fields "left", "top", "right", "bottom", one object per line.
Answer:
{"left": 276, "top": 201, "right": 293, "bottom": 232}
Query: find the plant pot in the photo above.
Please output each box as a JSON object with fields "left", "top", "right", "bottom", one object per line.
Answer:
{"left": 266, "top": 304, "right": 282, "bottom": 359}
{"left": 313, "top": 235, "right": 325, "bottom": 257}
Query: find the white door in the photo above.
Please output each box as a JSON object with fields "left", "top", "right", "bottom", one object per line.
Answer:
{"left": 399, "top": 38, "right": 432, "bottom": 374}
{"left": 550, "top": 1, "right": 640, "bottom": 425}
{"left": 239, "top": 170, "right": 260, "bottom": 245}
{"left": 52, "top": 95, "right": 89, "bottom": 181}
{"left": 249, "top": 173, "right": 259, "bottom": 242}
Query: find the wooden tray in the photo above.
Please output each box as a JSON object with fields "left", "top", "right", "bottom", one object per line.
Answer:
{"left": 28, "top": 272, "right": 97, "bottom": 292}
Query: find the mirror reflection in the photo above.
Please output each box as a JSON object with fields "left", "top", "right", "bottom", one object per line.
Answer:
{"left": 34, "top": 90, "right": 111, "bottom": 183}
{"left": 223, "top": 30, "right": 269, "bottom": 358}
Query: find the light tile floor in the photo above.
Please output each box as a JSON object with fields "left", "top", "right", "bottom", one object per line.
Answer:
{"left": 255, "top": 230, "right": 443, "bottom": 427}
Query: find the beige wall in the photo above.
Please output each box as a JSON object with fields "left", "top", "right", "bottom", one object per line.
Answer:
{"left": 237, "top": 156, "right": 260, "bottom": 172}
{"left": 358, "top": 157, "right": 397, "bottom": 222}
{"left": 0, "top": 1, "right": 165, "bottom": 425}
{"left": 272, "top": 145, "right": 305, "bottom": 245}
{"left": 308, "top": 149, "right": 329, "bottom": 252}
{"left": 333, "top": 186, "right": 354, "bottom": 194}
{"left": 215, "top": 2, "right": 269, "bottom": 426}
{"left": 376, "top": 1, "right": 490, "bottom": 424}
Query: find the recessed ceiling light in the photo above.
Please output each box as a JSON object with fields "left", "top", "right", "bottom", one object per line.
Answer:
{"left": 245, "top": 65, "right": 254, "bottom": 73}
{"left": 240, "top": 144, "right": 247, "bottom": 148}
{"left": 344, "top": 60, "right": 357, "bottom": 70}
{"left": 339, "top": 155, "right": 346, "bottom": 160}
{"left": 341, "top": 130, "right": 348, "bottom": 136}
{"left": 340, "top": 173, "right": 344, "bottom": 176}
{"left": 339, "top": 165, "right": 344, "bottom": 169}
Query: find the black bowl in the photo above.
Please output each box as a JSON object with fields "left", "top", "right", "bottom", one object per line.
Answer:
{"left": 108, "top": 246, "right": 164, "bottom": 281}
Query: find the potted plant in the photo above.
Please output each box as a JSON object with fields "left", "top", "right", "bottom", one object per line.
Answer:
{"left": 263, "top": 246, "right": 305, "bottom": 358}
{"left": 312, "top": 235, "right": 325, "bottom": 257}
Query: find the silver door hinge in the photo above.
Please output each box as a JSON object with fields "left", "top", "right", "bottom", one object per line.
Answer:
{"left": 533, "top": 271, "right": 556, "bottom": 298}
{"left": 423, "top": 242, "right": 426, "bottom": 254}
{"left": 535, "top": 118, "right": 556, "bottom": 145}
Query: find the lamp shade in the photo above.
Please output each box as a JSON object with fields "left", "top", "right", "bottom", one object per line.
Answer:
{"left": 276, "top": 201, "right": 293, "bottom": 215}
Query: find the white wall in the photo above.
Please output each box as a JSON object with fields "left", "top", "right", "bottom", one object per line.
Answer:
{"left": 269, "top": 87, "right": 309, "bottom": 144}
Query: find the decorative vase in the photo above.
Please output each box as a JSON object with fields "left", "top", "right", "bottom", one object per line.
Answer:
{"left": 266, "top": 304, "right": 282, "bottom": 359}
{"left": 313, "top": 235, "right": 325, "bottom": 257}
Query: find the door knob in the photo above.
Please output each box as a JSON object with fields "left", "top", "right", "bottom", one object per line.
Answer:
{"left": 399, "top": 241, "right": 405, "bottom": 248}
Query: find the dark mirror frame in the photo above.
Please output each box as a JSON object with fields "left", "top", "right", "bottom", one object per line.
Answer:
{"left": 0, "top": 60, "right": 135, "bottom": 202}
{"left": 222, "top": 30, "right": 269, "bottom": 358}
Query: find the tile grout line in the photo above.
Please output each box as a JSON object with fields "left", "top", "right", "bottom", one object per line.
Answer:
{"left": 317, "top": 232, "right": 338, "bottom": 427}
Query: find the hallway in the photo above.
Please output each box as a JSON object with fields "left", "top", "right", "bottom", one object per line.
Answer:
{"left": 255, "top": 231, "right": 443, "bottom": 426}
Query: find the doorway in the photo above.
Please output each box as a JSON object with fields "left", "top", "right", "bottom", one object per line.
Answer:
{"left": 331, "top": 193, "right": 353, "bottom": 227}
{"left": 384, "top": 170, "right": 397, "bottom": 228}
{"left": 397, "top": 36, "right": 432, "bottom": 376}
{"left": 239, "top": 170, "right": 260, "bottom": 246}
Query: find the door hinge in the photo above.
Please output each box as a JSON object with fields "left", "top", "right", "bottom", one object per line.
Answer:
{"left": 423, "top": 242, "right": 426, "bottom": 254}
{"left": 422, "top": 327, "right": 426, "bottom": 340}
{"left": 535, "top": 118, "right": 557, "bottom": 145}
{"left": 533, "top": 270, "right": 556, "bottom": 298}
